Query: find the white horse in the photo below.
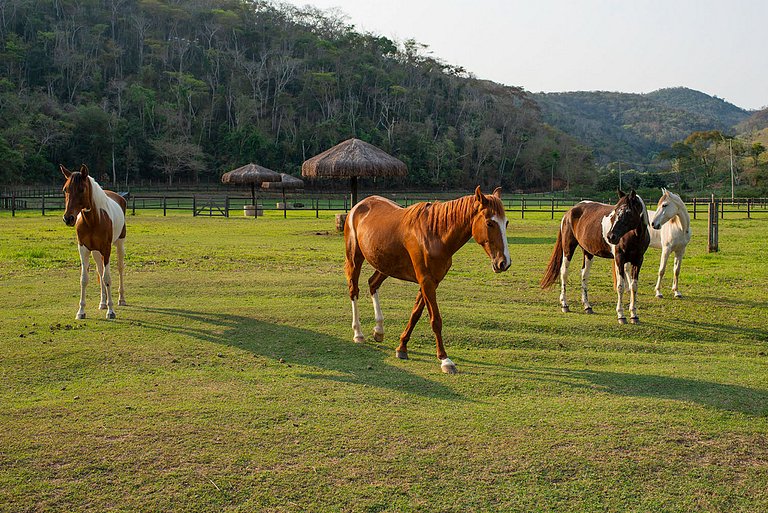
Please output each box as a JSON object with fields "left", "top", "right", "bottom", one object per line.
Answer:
{"left": 648, "top": 188, "right": 691, "bottom": 298}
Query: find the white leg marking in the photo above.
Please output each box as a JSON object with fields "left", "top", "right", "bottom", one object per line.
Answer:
{"left": 115, "top": 238, "right": 126, "bottom": 306}
{"left": 673, "top": 249, "right": 684, "bottom": 297}
{"left": 625, "top": 263, "right": 637, "bottom": 320}
{"left": 371, "top": 291, "right": 384, "bottom": 342}
{"left": 103, "top": 261, "right": 115, "bottom": 319}
{"left": 351, "top": 299, "right": 364, "bottom": 343}
{"left": 615, "top": 262, "right": 625, "bottom": 321}
{"left": 440, "top": 357, "right": 457, "bottom": 374}
{"left": 559, "top": 253, "right": 570, "bottom": 311}
{"left": 76, "top": 245, "right": 90, "bottom": 319}
{"left": 655, "top": 247, "right": 670, "bottom": 298}
{"left": 93, "top": 250, "right": 107, "bottom": 309}
{"left": 581, "top": 257, "right": 592, "bottom": 310}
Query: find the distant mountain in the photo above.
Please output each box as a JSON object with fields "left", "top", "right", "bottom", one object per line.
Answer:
{"left": 533, "top": 87, "right": 751, "bottom": 167}
{"left": 735, "top": 108, "right": 768, "bottom": 134}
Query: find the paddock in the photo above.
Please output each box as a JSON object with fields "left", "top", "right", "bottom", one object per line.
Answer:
{"left": 1, "top": 210, "right": 767, "bottom": 511}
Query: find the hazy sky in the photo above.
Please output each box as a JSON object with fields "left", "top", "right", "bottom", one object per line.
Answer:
{"left": 279, "top": 0, "right": 767, "bottom": 110}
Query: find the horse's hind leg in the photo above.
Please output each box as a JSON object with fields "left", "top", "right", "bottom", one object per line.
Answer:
{"left": 368, "top": 271, "right": 387, "bottom": 342}
{"left": 654, "top": 246, "right": 671, "bottom": 298}
{"left": 76, "top": 245, "right": 90, "bottom": 320}
{"left": 397, "top": 289, "right": 425, "bottom": 360}
{"left": 580, "top": 253, "right": 594, "bottom": 313}
{"left": 672, "top": 248, "right": 685, "bottom": 298}
{"left": 115, "top": 238, "right": 127, "bottom": 306}
{"left": 345, "top": 239, "right": 365, "bottom": 343}
{"left": 559, "top": 236, "right": 577, "bottom": 313}
{"left": 100, "top": 249, "right": 116, "bottom": 319}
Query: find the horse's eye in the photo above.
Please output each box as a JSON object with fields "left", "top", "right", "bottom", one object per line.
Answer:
{"left": 486, "top": 220, "right": 494, "bottom": 227}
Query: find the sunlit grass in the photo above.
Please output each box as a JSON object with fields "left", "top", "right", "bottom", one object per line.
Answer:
{"left": 1, "top": 209, "right": 767, "bottom": 512}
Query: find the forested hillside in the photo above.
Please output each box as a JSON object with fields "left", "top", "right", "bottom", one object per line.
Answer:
{"left": 534, "top": 88, "right": 750, "bottom": 167}
{"left": 0, "top": 0, "right": 593, "bottom": 190}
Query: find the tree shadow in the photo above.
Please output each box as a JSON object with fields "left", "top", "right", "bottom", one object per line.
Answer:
{"left": 509, "top": 366, "right": 768, "bottom": 416}
{"left": 138, "top": 306, "right": 468, "bottom": 402}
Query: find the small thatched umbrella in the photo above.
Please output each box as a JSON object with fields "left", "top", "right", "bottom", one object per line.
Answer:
{"left": 221, "top": 163, "right": 282, "bottom": 210}
{"left": 301, "top": 138, "right": 407, "bottom": 206}
{"left": 261, "top": 173, "right": 305, "bottom": 218}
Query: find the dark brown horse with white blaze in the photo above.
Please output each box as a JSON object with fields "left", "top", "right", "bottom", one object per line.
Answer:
{"left": 61, "top": 164, "right": 127, "bottom": 319}
{"left": 541, "top": 190, "right": 650, "bottom": 324}
{"left": 345, "top": 187, "right": 511, "bottom": 374}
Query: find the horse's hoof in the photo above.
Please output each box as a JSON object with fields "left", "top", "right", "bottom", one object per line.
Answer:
{"left": 98, "top": 303, "right": 107, "bottom": 310}
{"left": 440, "top": 358, "right": 457, "bottom": 374}
{"left": 674, "top": 293, "right": 683, "bottom": 299}
{"left": 617, "top": 317, "right": 627, "bottom": 325}
{"left": 76, "top": 312, "right": 86, "bottom": 320}
{"left": 630, "top": 316, "right": 640, "bottom": 324}
{"left": 118, "top": 300, "right": 127, "bottom": 306}
{"left": 396, "top": 350, "right": 409, "bottom": 360}
{"left": 107, "top": 312, "right": 116, "bottom": 320}
{"left": 373, "top": 331, "right": 384, "bottom": 343}
{"left": 655, "top": 293, "right": 663, "bottom": 299}
{"left": 561, "top": 306, "right": 570, "bottom": 313}
{"left": 353, "top": 335, "right": 365, "bottom": 343}
{"left": 584, "top": 307, "right": 593, "bottom": 314}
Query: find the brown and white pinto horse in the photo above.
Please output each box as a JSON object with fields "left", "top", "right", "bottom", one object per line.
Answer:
{"left": 541, "top": 189, "right": 650, "bottom": 324}
{"left": 345, "top": 187, "right": 510, "bottom": 374}
{"left": 61, "top": 164, "right": 127, "bottom": 319}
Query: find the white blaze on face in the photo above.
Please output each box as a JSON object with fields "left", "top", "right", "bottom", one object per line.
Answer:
{"left": 492, "top": 215, "right": 510, "bottom": 268}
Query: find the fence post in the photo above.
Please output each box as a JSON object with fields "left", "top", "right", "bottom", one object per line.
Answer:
{"left": 550, "top": 197, "right": 555, "bottom": 219}
{"left": 692, "top": 198, "right": 697, "bottom": 220}
{"left": 720, "top": 198, "right": 724, "bottom": 219}
{"left": 163, "top": 196, "right": 167, "bottom": 216}
{"left": 315, "top": 198, "right": 319, "bottom": 219}
{"left": 42, "top": 195, "right": 46, "bottom": 216}
{"left": 192, "top": 195, "right": 197, "bottom": 217}
{"left": 132, "top": 197, "right": 136, "bottom": 216}
{"left": 747, "top": 198, "right": 751, "bottom": 219}
{"left": 225, "top": 196, "right": 230, "bottom": 218}
{"left": 708, "top": 196, "right": 719, "bottom": 253}
{"left": 521, "top": 196, "right": 525, "bottom": 219}
{"left": 11, "top": 192, "right": 15, "bottom": 217}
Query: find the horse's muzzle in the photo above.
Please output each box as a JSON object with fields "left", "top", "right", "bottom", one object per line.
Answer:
{"left": 651, "top": 221, "right": 661, "bottom": 230}
{"left": 63, "top": 215, "right": 76, "bottom": 226}
{"left": 493, "top": 259, "right": 510, "bottom": 273}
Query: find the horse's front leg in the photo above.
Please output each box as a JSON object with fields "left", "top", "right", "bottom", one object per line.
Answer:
{"left": 397, "top": 289, "right": 425, "bottom": 360}
{"left": 672, "top": 248, "right": 685, "bottom": 298}
{"left": 626, "top": 262, "right": 641, "bottom": 324}
{"left": 655, "top": 246, "right": 671, "bottom": 298}
{"left": 93, "top": 250, "right": 107, "bottom": 309}
{"left": 115, "top": 238, "right": 127, "bottom": 306}
{"left": 559, "top": 253, "right": 572, "bottom": 313}
{"left": 614, "top": 259, "right": 627, "bottom": 324}
{"left": 76, "top": 245, "right": 90, "bottom": 319}
{"left": 420, "top": 280, "right": 455, "bottom": 374}
{"left": 100, "top": 249, "right": 116, "bottom": 319}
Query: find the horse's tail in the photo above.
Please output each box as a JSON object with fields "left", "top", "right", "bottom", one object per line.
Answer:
{"left": 540, "top": 227, "right": 564, "bottom": 289}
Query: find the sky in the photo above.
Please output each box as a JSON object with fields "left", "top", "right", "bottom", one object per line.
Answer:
{"left": 279, "top": 0, "right": 767, "bottom": 110}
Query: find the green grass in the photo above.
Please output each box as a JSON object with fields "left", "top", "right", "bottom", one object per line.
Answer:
{"left": 1, "top": 209, "right": 767, "bottom": 512}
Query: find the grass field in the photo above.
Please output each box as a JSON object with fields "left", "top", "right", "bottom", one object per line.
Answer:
{"left": 1, "top": 208, "right": 767, "bottom": 512}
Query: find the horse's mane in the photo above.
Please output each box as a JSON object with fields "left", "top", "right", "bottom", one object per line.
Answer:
{"left": 637, "top": 195, "right": 649, "bottom": 226}
{"left": 408, "top": 194, "right": 502, "bottom": 233}
{"left": 88, "top": 176, "right": 111, "bottom": 213}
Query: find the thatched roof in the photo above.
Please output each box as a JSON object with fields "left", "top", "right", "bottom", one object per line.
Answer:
{"left": 261, "top": 173, "right": 304, "bottom": 190}
{"left": 221, "top": 163, "right": 282, "bottom": 184}
{"left": 301, "top": 138, "right": 407, "bottom": 179}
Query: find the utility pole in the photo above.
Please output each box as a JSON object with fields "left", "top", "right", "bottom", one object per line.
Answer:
{"left": 618, "top": 162, "right": 622, "bottom": 190}
{"left": 728, "top": 138, "right": 734, "bottom": 203}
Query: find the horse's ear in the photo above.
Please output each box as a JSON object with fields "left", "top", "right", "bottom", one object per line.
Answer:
{"left": 492, "top": 187, "right": 502, "bottom": 199}
{"left": 629, "top": 189, "right": 637, "bottom": 199}
{"left": 79, "top": 164, "right": 89, "bottom": 178}
{"left": 60, "top": 164, "right": 71, "bottom": 179}
{"left": 617, "top": 188, "right": 626, "bottom": 198}
{"left": 474, "top": 186, "right": 488, "bottom": 206}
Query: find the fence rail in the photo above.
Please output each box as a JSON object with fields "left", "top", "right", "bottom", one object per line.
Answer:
{"left": 2, "top": 192, "right": 768, "bottom": 220}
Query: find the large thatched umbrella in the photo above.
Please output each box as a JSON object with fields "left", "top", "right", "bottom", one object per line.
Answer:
{"left": 301, "top": 138, "right": 407, "bottom": 206}
{"left": 221, "top": 163, "right": 282, "bottom": 208}
{"left": 261, "top": 173, "right": 305, "bottom": 218}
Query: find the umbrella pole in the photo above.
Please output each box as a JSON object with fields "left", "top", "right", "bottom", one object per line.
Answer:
{"left": 350, "top": 176, "right": 358, "bottom": 207}
{"left": 251, "top": 184, "right": 256, "bottom": 209}
{"left": 282, "top": 189, "right": 287, "bottom": 219}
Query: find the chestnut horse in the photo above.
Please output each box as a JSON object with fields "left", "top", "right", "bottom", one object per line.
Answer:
{"left": 648, "top": 188, "right": 692, "bottom": 298}
{"left": 61, "top": 164, "right": 127, "bottom": 319}
{"left": 345, "top": 187, "right": 510, "bottom": 374}
{"left": 541, "top": 189, "right": 650, "bottom": 324}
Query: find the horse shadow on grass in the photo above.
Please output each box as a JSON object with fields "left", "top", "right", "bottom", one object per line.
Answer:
{"left": 137, "top": 306, "right": 467, "bottom": 402}
{"left": 507, "top": 366, "right": 768, "bottom": 417}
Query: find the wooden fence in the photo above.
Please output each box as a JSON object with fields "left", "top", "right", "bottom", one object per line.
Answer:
{"left": 2, "top": 192, "right": 768, "bottom": 220}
